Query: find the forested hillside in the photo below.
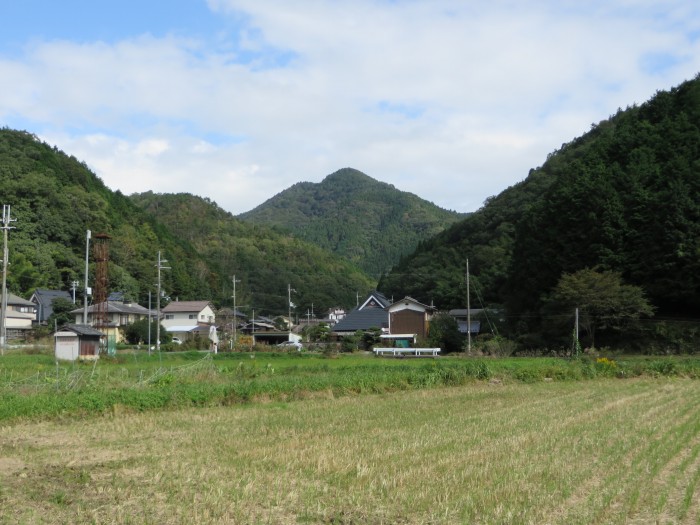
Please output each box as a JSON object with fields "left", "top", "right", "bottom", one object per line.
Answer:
{"left": 238, "top": 168, "right": 465, "bottom": 278}
{"left": 0, "top": 129, "right": 374, "bottom": 315}
{"left": 130, "top": 192, "right": 375, "bottom": 315}
{"left": 380, "top": 75, "right": 700, "bottom": 348}
{"left": 0, "top": 128, "right": 207, "bottom": 303}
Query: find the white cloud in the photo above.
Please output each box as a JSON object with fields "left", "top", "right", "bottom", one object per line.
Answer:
{"left": 1, "top": 0, "right": 699, "bottom": 214}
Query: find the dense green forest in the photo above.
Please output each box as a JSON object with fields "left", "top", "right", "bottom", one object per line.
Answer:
{"left": 238, "top": 168, "right": 464, "bottom": 278}
{"left": 130, "top": 192, "right": 374, "bottom": 315}
{"left": 0, "top": 129, "right": 373, "bottom": 316}
{"left": 0, "top": 128, "right": 204, "bottom": 303}
{"left": 380, "top": 75, "right": 700, "bottom": 350}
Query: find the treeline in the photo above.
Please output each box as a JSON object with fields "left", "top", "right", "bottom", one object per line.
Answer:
{"left": 380, "top": 75, "right": 700, "bottom": 350}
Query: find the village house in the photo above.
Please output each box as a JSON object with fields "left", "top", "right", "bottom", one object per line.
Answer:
{"left": 0, "top": 292, "right": 37, "bottom": 340}
{"left": 30, "top": 289, "right": 73, "bottom": 325}
{"left": 161, "top": 300, "right": 216, "bottom": 342}
{"left": 387, "top": 296, "right": 436, "bottom": 340}
{"left": 332, "top": 291, "right": 391, "bottom": 337}
{"left": 448, "top": 308, "right": 482, "bottom": 337}
{"left": 70, "top": 299, "right": 154, "bottom": 349}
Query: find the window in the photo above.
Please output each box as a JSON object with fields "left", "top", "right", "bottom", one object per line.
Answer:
{"left": 165, "top": 314, "right": 174, "bottom": 320}
{"left": 189, "top": 314, "right": 196, "bottom": 320}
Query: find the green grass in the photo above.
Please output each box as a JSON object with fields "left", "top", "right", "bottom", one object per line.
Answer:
{"left": 1, "top": 378, "right": 699, "bottom": 524}
{"left": 1, "top": 349, "right": 700, "bottom": 422}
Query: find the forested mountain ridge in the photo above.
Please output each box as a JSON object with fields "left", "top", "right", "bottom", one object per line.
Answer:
{"left": 0, "top": 128, "right": 204, "bottom": 303}
{"left": 130, "top": 192, "right": 374, "bottom": 314}
{"left": 237, "top": 167, "right": 466, "bottom": 278}
{"left": 0, "top": 128, "right": 374, "bottom": 315}
{"left": 380, "top": 74, "right": 700, "bottom": 345}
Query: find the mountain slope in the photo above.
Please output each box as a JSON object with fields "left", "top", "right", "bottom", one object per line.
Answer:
{"left": 0, "top": 128, "right": 207, "bottom": 304}
{"left": 130, "top": 192, "right": 375, "bottom": 315}
{"left": 0, "top": 129, "right": 375, "bottom": 315}
{"left": 238, "top": 168, "right": 465, "bottom": 277}
{"left": 380, "top": 75, "right": 700, "bottom": 328}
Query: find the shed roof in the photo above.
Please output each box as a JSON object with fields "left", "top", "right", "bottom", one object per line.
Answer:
{"left": 165, "top": 324, "right": 216, "bottom": 333}
{"left": 57, "top": 324, "right": 105, "bottom": 337}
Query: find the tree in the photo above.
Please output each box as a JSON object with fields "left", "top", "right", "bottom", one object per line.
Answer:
{"left": 427, "top": 313, "right": 464, "bottom": 353}
{"left": 305, "top": 322, "right": 330, "bottom": 343}
{"left": 544, "top": 268, "right": 654, "bottom": 348}
{"left": 123, "top": 318, "right": 167, "bottom": 345}
{"left": 46, "top": 297, "right": 76, "bottom": 329}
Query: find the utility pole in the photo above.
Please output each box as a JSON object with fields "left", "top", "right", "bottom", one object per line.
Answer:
{"left": 466, "top": 258, "right": 471, "bottom": 354}
{"left": 155, "top": 251, "right": 170, "bottom": 353}
{"left": 232, "top": 275, "right": 240, "bottom": 349}
{"left": 83, "top": 230, "right": 91, "bottom": 325}
{"left": 71, "top": 280, "right": 79, "bottom": 304}
{"left": 1, "top": 204, "right": 17, "bottom": 354}
{"left": 574, "top": 307, "right": 580, "bottom": 356}
{"left": 288, "top": 284, "right": 295, "bottom": 333}
{"left": 148, "top": 291, "right": 152, "bottom": 355}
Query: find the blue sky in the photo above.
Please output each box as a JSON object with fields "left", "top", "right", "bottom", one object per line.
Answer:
{"left": 1, "top": 0, "right": 699, "bottom": 214}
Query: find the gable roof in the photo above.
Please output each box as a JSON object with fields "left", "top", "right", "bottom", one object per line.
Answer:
{"left": 69, "top": 301, "right": 153, "bottom": 315}
{"left": 358, "top": 291, "right": 391, "bottom": 310}
{"left": 1, "top": 292, "right": 35, "bottom": 307}
{"left": 31, "top": 289, "right": 72, "bottom": 308}
{"left": 388, "top": 296, "right": 435, "bottom": 312}
{"left": 57, "top": 324, "right": 105, "bottom": 337}
{"left": 161, "top": 301, "right": 212, "bottom": 313}
{"left": 31, "top": 289, "right": 73, "bottom": 322}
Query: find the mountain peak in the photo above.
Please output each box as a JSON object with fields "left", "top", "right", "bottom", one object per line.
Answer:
{"left": 238, "top": 168, "right": 463, "bottom": 276}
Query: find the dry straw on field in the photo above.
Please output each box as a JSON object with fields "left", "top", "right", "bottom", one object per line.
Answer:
{"left": 1, "top": 378, "right": 699, "bottom": 524}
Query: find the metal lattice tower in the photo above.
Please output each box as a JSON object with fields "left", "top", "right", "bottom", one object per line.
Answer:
{"left": 92, "top": 233, "right": 111, "bottom": 327}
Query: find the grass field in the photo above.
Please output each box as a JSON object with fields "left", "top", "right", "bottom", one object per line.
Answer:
{"left": 1, "top": 351, "right": 700, "bottom": 523}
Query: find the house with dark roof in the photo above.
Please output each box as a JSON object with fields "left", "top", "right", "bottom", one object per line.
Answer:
{"left": 30, "top": 289, "right": 73, "bottom": 324}
{"left": 332, "top": 291, "right": 391, "bottom": 336}
{"left": 448, "top": 309, "right": 482, "bottom": 336}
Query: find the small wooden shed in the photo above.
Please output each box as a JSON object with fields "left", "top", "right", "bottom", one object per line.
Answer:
{"left": 54, "top": 324, "right": 105, "bottom": 361}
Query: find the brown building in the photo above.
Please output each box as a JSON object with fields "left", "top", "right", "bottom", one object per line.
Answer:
{"left": 387, "top": 297, "right": 435, "bottom": 340}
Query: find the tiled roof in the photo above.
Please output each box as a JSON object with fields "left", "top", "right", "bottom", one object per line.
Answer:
{"left": 31, "top": 289, "right": 73, "bottom": 322}
{"left": 70, "top": 301, "right": 153, "bottom": 315}
{"left": 359, "top": 291, "right": 391, "bottom": 310}
{"left": 333, "top": 308, "right": 388, "bottom": 332}
{"left": 57, "top": 324, "right": 105, "bottom": 337}
{"left": 161, "top": 301, "right": 211, "bottom": 313}
{"left": 1, "top": 293, "right": 35, "bottom": 307}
